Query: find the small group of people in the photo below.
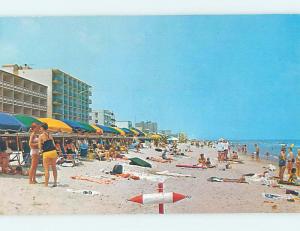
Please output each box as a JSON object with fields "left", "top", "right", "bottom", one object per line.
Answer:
{"left": 198, "top": 153, "right": 214, "bottom": 168}
{"left": 278, "top": 146, "right": 300, "bottom": 183}
{"left": 216, "top": 139, "right": 230, "bottom": 162}
{"left": 29, "top": 122, "right": 58, "bottom": 187}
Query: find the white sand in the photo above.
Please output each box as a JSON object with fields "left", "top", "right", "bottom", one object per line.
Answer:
{"left": 0, "top": 145, "right": 300, "bottom": 215}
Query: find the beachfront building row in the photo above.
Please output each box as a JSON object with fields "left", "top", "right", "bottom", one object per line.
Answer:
{"left": 89, "top": 109, "right": 116, "bottom": 126}
{"left": 2, "top": 64, "right": 92, "bottom": 123}
{"left": 0, "top": 69, "right": 48, "bottom": 117}
{"left": 115, "top": 121, "right": 132, "bottom": 129}
{"left": 135, "top": 121, "right": 158, "bottom": 133}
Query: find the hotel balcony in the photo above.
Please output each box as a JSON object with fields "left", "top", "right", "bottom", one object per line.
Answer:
{"left": 53, "top": 108, "right": 63, "bottom": 115}
{"left": 53, "top": 75, "right": 63, "bottom": 84}
{"left": 53, "top": 96, "right": 63, "bottom": 105}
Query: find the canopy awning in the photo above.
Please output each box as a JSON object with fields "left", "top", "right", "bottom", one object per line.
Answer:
{"left": 38, "top": 118, "right": 72, "bottom": 133}
{"left": 14, "top": 114, "right": 42, "bottom": 131}
{"left": 0, "top": 113, "right": 26, "bottom": 132}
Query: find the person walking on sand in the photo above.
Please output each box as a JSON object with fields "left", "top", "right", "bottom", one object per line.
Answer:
{"left": 38, "top": 123, "right": 58, "bottom": 187}
{"left": 254, "top": 144, "right": 260, "bottom": 160}
{"left": 28, "top": 123, "right": 40, "bottom": 184}
{"left": 287, "top": 147, "right": 294, "bottom": 175}
{"left": 278, "top": 149, "right": 286, "bottom": 181}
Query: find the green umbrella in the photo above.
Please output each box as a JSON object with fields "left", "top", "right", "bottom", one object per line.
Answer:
{"left": 14, "top": 114, "right": 42, "bottom": 131}
{"left": 77, "top": 121, "right": 96, "bottom": 133}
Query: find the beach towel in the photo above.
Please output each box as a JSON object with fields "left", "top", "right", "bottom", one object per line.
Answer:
{"left": 176, "top": 164, "right": 206, "bottom": 169}
{"left": 129, "top": 157, "right": 152, "bottom": 168}
{"left": 67, "top": 189, "right": 100, "bottom": 196}
{"left": 71, "top": 176, "right": 113, "bottom": 184}
{"left": 156, "top": 170, "right": 195, "bottom": 178}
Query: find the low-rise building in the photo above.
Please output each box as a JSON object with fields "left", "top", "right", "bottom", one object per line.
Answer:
{"left": 0, "top": 69, "right": 47, "bottom": 117}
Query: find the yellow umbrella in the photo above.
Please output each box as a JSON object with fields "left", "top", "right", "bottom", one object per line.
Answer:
{"left": 150, "top": 134, "right": 162, "bottom": 140}
{"left": 38, "top": 118, "right": 72, "bottom": 133}
{"left": 113, "top": 127, "right": 126, "bottom": 136}
{"left": 91, "top": 124, "right": 103, "bottom": 135}
{"left": 130, "top": 128, "right": 139, "bottom": 136}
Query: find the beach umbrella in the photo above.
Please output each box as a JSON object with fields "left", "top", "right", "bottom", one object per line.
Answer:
{"left": 121, "top": 128, "right": 135, "bottom": 135}
{"left": 14, "top": 114, "right": 42, "bottom": 131}
{"left": 38, "top": 118, "right": 72, "bottom": 133}
{"left": 76, "top": 121, "right": 96, "bottom": 133}
{"left": 90, "top": 124, "right": 103, "bottom": 135}
{"left": 112, "top": 127, "right": 126, "bottom": 136}
{"left": 96, "top": 125, "right": 119, "bottom": 134}
{"left": 63, "top": 119, "right": 88, "bottom": 132}
{"left": 131, "top": 127, "right": 146, "bottom": 136}
{"left": 150, "top": 134, "right": 162, "bottom": 140}
{"left": 0, "top": 112, "right": 26, "bottom": 132}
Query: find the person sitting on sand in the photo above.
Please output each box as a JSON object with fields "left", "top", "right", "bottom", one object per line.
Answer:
{"left": 205, "top": 158, "right": 215, "bottom": 168}
{"left": 198, "top": 154, "right": 206, "bottom": 165}
{"left": 288, "top": 168, "right": 298, "bottom": 184}
{"left": 231, "top": 151, "right": 238, "bottom": 159}
{"left": 64, "top": 140, "right": 76, "bottom": 165}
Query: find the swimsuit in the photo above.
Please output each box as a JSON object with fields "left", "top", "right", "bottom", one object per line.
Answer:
{"left": 30, "top": 135, "right": 39, "bottom": 156}
{"left": 42, "top": 133, "right": 57, "bottom": 159}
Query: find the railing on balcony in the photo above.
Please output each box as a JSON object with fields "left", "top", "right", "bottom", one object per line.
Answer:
{"left": 53, "top": 108, "right": 63, "bottom": 114}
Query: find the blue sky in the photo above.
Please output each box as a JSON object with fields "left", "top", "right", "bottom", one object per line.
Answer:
{"left": 0, "top": 15, "right": 299, "bottom": 139}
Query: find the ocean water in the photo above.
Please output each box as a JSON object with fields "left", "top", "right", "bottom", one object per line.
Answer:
{"left": 230, "top": 140, "right": 300, "bottom": 161}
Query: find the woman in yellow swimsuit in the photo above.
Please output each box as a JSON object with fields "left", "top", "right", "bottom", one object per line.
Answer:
{"left": 38, "top": 123, "right": 58, "bottom": 187}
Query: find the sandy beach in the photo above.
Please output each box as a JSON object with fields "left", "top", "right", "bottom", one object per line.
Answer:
{"left": 1, "top": 144, "right": 299, "bottom": 215}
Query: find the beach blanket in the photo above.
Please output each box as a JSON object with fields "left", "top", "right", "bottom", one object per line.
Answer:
{"left": 146, "top": 157, "right": 171, "bottom": 163}
{"left": 67, "top": 189, "right": 100, "bottom": 196}
{"left": 125, "top": 171, "right": 168, "bottom": 182}
{"left": 207, "top": 176, "right": 248, "bottom": 183}
{"left": 129, "top": 157, "right": 152, "bottom": 168}
{"left": 176, "top": 164, "right": 207, "bottom": 169}
{"left": 156, "top": 170, "right": 195, "bottom": 178}
{"left": 71, "top": 176, "right": 113, "bottom": 184}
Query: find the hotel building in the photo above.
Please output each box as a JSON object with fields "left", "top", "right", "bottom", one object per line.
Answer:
{"left": 0, "top": 69, "right": 48, "bottom": 117}
{"left": 89, "top": 109, "right": 116, "bottom": 126}
{"left": 2, "top": 64, "right": 92, "bottom": 123}
{"left": 115, "top": 121, "right": 132, "bottom": 129}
